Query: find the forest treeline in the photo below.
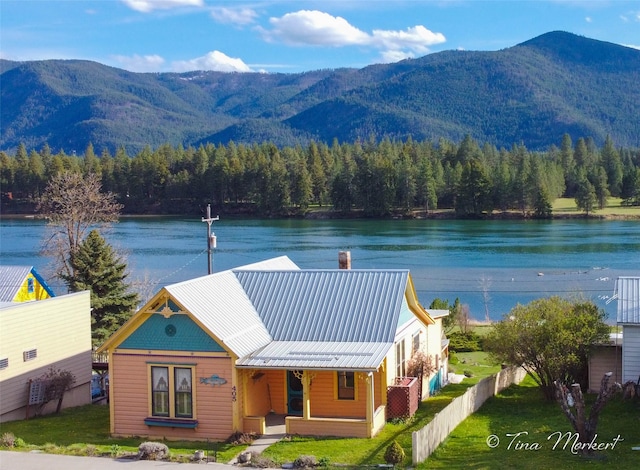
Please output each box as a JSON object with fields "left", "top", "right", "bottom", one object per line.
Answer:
{"left": 2, "top": 134, "right": 640, "bottom": 218}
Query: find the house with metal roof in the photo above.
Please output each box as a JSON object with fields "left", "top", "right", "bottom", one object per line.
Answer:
{"left": 612, "top": 277, "right": 640, "bottom": 384}
{"left": 0, "top": 266, "right": 55, "bottom": 303}
{"left": 98, "top": 255, "right": 448, "bottom": 440}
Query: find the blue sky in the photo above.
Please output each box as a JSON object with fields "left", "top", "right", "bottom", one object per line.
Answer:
{"left": 1, "top": 1, "right": 639, "bottom": 73}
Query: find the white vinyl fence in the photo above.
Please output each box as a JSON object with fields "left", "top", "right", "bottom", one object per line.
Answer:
{"left": 412, "top": 366, "right": 527, "bottom": 464}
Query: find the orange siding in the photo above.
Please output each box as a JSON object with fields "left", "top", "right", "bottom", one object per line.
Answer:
{"left": 111, "top": 353, "right": 234, "bottom": 441}
{"left": 266, "top": 370, "right": 286, "bottom": 414}
{"left": 310, "top": 371, "right": 364, "bottom": 418}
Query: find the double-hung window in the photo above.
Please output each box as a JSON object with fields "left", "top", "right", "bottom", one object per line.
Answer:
{"left": 150, "top": 365, "right": 194, "bottom": 419}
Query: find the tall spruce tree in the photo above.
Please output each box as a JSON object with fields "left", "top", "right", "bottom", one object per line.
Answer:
{"left": 62, "top": 230, "right": 139, "bottom": 347}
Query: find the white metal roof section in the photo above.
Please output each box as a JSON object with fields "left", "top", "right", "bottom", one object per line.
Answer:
{"left": 0, "top": 265, "right": 31, "bottom": 302}
{"left": 234, "top": 269, "right": 409, "bottom": 343}
{"left": 233, "top": 256, "right": 300, "bottom": 271}
{"left": 165, "top": 257, "right": 298, "bottom": 358}
{"left": 615, "top": 276, "right": 640, "bottom": 324}
{"left": 236, "top": 341, "right": 393, "bottom": 371}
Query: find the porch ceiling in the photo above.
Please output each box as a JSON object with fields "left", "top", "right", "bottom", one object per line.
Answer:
{"left": 236, "top": 340, "right": 392, "bottom": 371}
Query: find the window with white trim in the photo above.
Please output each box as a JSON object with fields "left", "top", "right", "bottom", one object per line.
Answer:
{"left": 150, "top": 365, "right": 194, "bottom": 418}
{"left": 412, "top": 331, "right": 420, "bottom": 353}
{"left": 396, "top": 339, "right": 406, "bottom": 377}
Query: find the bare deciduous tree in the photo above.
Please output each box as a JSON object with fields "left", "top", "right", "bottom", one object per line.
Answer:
{"left": 37, "top": 171, "right": 122, "bottom": 280}
{"left": 554, "top": 373, "right": 621, "bottom": 454}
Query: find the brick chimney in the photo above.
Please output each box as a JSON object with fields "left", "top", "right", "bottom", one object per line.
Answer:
{"left": 338, "top": 251, "right": 351, "bottom": 270}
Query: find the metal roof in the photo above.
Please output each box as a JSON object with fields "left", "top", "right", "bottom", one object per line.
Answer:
{"left": 165, "top": 256, "right": 299, "bottom": 358}
{"left": 0, "top": 265, "right": 33, "bottom": 302}
{"left": 615, "top": 276, "right": 640, "bottom": 324}
{"left": 166, "top": 270, "right": 272, "bottom": 359}
{"left": 156, "top": 259, "right": 415, "bottom": 371}
{"left": 236, "top": 341, "right": 392, "bottom": 371}
{"left": 235, "top": 269, "right": 409, "bottom": 343}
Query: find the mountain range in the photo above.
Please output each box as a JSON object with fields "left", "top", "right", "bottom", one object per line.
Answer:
{"left": 1, "top": 31, "right": 639, "bottom": 154}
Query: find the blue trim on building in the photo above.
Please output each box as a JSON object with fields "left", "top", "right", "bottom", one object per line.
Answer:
{"left": 144, "top": 417, "right": 198, "bottom": 428}
{"left": 30, "top": 267, "right": 56, "bottom": 297}
{"left": 119, "top": 314, "right": 225, "bottom": 352}
{"left": 429, "top": 370, "right": 442, "bottom": 395}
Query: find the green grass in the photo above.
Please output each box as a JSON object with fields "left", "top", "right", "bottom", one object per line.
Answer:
{"left": 4, "top": 361, "right": 637, "bottom": 469}
{"left": 552, "top": 197, "right": 640, "bottom": 217}
{"left": 421, "top": 375, "right": 640, "bottom": 469}
{"left": 262, "top": 352, "right": 500, "bottom": 466}
{"left": 0, "top": 404, "right": 245, "bottom": 462}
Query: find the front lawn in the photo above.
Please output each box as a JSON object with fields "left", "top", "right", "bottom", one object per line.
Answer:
{"left": 0, "top": 404, "right": 244, "bottom": 462}
{"left": 422, "top": 375, "right": 640, "bottom": 469}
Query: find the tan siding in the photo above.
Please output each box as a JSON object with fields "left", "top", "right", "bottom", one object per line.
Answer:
{"left": 111, "top": 353, "right": 235, "bottom": 441}
{"left": 588, "top": 346, "right": 622, "bottom": 392}
{"left": 0, "top": 291, "right": 92, "bottom": 422}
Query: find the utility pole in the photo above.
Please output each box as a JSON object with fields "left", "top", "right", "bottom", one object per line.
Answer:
{"left": 201, "top": 204, "right": 219, "bottom": 275}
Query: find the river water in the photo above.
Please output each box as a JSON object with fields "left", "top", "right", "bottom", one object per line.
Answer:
{"left": 1, "top": 217, "right": 638, "bottom": 322}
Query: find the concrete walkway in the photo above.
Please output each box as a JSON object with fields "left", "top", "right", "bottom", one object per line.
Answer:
{"left": 229, "top": 414, "right": 287, "bottom": 464}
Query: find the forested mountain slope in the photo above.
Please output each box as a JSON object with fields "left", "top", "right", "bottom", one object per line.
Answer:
{"left": 1, "top": 31, "right": 638, "bottom": 153}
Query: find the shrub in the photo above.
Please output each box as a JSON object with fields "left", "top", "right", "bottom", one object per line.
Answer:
{"left": 384, "top": 440, "right": 405, "bottom": 466}
{"left": 85, "top": 444, "right": 98, "bottom": 457}
{"left": 293, "top": 455, "right": 317, "bottom": 468}
{"left": 449, "top": 351, "right": 459, "bottom": 365}
{"left": 227, "top": 431, "right": 257, "bottom": 445}
{"left": 248, "top": 452, "right": 276, "bottom": 468}
{"left": 448, "top": 331, "right": 483, "bottom": 352}
{"left": 1, "top": 432, "right": 16, "bottom": 447}
{"left": 137, "top": 441, "right": 169, "bottom": 460}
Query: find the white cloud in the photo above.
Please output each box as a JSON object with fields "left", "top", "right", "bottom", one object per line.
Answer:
{"left": 379, "top": 49, "right": 414, "bottom": 64}
{"left": 210, "top": 7, "right": 257, "bottom": 25}
{"left": 264, "top": 10, "right": 445, "bottom": 62}
{"left": 121, "top": 0, "right": 203, "bottom": 13}
{"left": 372, "top": 25, "right": 446, "bottom": 55}
{"left": 585, "top": 16, "right": 592, "bottom": 23}
{"left": 267, "top": 10, "right": 370, "bottom": 46}
{"left": 171, "top": 50, "right": 253, "bottom": 72}
{"left": 620, "top": 10, "right": 640, "bottom": 22}
{"left": 111, "top": 54, "right": 166, "bottom": 72}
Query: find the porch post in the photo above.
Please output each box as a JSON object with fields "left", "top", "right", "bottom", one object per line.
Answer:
{"left": 366, "top": 372, "right": 374, "bottom": 436}
{"left": 302, "top": 370, "right": 311, "bottom": 419}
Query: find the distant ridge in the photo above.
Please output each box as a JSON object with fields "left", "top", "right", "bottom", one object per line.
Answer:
{"left": 1, "top": 31, "right": 639, "bottom": 154}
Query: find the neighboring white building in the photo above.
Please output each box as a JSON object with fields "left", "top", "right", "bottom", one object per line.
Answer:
{"left": 613, "top": 277, "right": 640, "bottom": 384}
{"left": 0, "top": 290, "right": 92, "bottom": 422}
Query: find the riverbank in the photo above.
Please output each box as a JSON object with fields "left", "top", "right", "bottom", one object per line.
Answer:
{"left": 3, "top": 203, "right": 640, "bottom": 220}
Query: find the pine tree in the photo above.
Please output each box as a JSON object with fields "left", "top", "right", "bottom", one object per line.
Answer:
{"left": 62, "top": 230, "right": 139, "bottom": 347}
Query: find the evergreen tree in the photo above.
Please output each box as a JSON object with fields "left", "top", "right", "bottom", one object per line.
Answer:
{"left": 574, "top": 175, "right": 597, "bottom": 215}
{"left": 62, "top": 230, "right": 139, "bottom": 347}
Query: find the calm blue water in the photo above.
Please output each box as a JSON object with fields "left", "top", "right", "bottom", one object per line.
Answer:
{"left": 1, "top": 217, "right": 638, "bottom": 322}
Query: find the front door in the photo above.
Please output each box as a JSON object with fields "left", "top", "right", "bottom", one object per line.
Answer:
{"left": 287, "top": 370, "right": 303, "bottom": 415}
